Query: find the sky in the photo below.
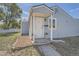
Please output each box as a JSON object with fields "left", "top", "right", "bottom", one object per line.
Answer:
{"left": 17, "top": 3, "right": 79, "bottom": 20}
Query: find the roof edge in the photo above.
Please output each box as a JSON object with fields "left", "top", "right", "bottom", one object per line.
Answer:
{"left": 31, "top": 4, "right": 54, "bottom": 12}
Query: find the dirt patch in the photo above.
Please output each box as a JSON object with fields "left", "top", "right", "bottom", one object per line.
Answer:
{"left": 13, "top": 36, "right": 32, "bottom": 48}
{"left": 0, "top": 51, "right": 11, "bottom": 56}
{"left": 12, "top": 46, "right": 40, "bottom": 56}
{"left": 0, "top": 46, "right": 40, "bottom": 56}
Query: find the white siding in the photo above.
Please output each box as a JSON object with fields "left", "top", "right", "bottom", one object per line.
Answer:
{"left": 52, "top": 6, "right": 79, "bottom": 38}
{"left": 21, "top": 21, "right": 29, "bottom": 35}
{"left": 35, "top": 17, "right": 44, "bottom": 38}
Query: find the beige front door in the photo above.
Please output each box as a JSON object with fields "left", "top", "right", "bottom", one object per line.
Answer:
{"left": 35, "top": 17, "right": 44, "bottom": 38}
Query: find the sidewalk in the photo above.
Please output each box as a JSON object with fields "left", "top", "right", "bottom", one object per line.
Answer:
{"left": 38, "top": 44, "right": 61, "bottom": 56}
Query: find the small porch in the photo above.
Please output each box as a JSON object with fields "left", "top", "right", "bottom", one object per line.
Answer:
{"left": 30, "top": 4, "right": 54, "bottom": 44}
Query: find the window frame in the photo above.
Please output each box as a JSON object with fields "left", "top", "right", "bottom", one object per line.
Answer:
{"left": 48, "top": 17, "right": 57, "bottom": 30}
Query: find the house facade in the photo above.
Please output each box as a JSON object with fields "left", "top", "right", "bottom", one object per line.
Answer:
{"left": 24, "top": 4, "right": 79, "bottom": 43}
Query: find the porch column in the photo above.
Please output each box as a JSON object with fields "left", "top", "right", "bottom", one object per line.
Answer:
{"left": 32, "top": 16, "right": 35, "bottom": 43}
{"left": 50, "top": 14, "right": 53, "bottom": 41}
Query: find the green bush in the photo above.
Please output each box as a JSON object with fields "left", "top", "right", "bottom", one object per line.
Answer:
{"left": 0, "top": 19, "right": 21, "bottom": 29}
{"left": 0, "top": 24, "right": 9, "bottom": 29}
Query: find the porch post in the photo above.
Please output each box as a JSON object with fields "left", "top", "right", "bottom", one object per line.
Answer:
{"left": 50, "top": 14, "right": 53, "bottom": 41}
{"left": 32, "top": 16, "right": 35, "bottom": 43}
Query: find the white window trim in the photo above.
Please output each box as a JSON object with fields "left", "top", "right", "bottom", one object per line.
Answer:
{"left": 53, "top": 18, "right": 57, "bottom": 30}
{"left": 48, "top": 17, "right": 57, "bottom": 30}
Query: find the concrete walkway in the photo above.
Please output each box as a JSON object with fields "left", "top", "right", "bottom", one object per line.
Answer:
{"left": 38, "top": 44, "right": 61, "bottom": 56}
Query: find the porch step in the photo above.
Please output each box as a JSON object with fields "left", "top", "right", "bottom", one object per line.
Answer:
{"left": 34, "top": 39, "right": 52, "bottom": 45}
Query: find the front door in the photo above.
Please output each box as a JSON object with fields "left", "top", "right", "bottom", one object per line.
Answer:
{"left": 35, "top": 17, "right": 44, "bottom": 38}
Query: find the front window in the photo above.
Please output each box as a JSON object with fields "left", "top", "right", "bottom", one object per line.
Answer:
{"left": 53, "top": 19, "right": 55, "bottom": 28}
{"left": 48, "top": 18, "right": 56, "bottom": 29}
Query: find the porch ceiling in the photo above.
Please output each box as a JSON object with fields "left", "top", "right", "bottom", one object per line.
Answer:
{"left": 32, "top": 13, "right": 51, "bottom": 17}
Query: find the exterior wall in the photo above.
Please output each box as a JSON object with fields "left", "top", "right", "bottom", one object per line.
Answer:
{"left": 34, "top": 17, "right": 44, "bottom": 38}
{"left": 52, "top": 6, "right": 79, "bottom": 38}
{"left": 21, "top": 21, "right": 29, "bottom": 35}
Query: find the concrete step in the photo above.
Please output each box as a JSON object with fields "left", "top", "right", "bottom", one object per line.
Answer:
{"left": 34, "top": 39, "right": 52, "bottom": 45}
{"left": 38, "top": 45, "right": 61, "bottom": 56}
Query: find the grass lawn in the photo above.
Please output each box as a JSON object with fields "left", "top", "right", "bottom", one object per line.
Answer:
{"left": 51, "top": 37, "right": 79, "bottom": 56}
{"left": 0, "top": 32, "right": 20, "bottom": 51}
{"left": 0, "top": 32, "right": 40, "bottom": 56}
